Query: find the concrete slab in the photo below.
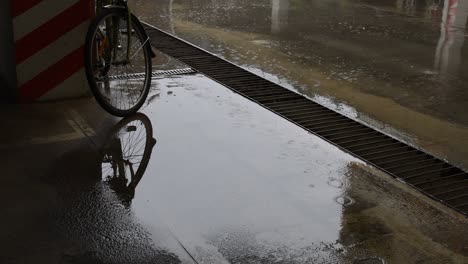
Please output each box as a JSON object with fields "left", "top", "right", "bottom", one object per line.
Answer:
{"left": 0, "top": 74, "right": 467, "bottom": 264}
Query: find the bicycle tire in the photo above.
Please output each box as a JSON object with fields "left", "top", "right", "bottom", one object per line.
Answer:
{"left": 85, "top": 8, "right": 152, "bottom": 117}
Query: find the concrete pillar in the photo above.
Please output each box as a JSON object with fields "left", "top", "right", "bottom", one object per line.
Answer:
{"left": 271, "top": 0, "right": 289, "bottom": 34}
{"left": 0, "top": 0, "right": 17, "bottom": 102}
{"left": 9, "top": 0, "right": 94, "bottom": 103}
{"left": 434, "top": 0, "right": 468, "bottom": 76}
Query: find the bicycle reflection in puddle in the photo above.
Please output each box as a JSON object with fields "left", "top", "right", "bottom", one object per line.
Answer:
{"left": 100, "top": 113, "right": 156, "bottom": 207}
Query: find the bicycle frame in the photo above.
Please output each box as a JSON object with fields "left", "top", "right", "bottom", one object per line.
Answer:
{"left": 96, "top": 0, "right": 133, "bottom": 62}
{"left": 104, "top": 137, "right": 136, "bottom": 181}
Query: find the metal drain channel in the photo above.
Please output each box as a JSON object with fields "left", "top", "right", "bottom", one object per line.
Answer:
{"left": 144, "top": 24, "right": 468, "bottom": 217}
{"left": 97, "top": 68, "right": 196, "bottom": 81}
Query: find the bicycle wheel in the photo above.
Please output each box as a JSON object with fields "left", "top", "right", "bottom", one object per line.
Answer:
{"left": 85, "top": 8, "right": 152, "bottom": 117}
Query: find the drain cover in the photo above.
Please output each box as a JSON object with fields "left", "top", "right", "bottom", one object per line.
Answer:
{"left": 97, "top": 68, "right": 196, "bottom": 81}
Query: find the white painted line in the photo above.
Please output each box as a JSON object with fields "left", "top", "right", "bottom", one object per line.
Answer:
{"left": 0, "top": 108, "right": 96, "bottom": 149}
{"left": 68, "top": 109, "right": 96, "bottom": 137}
{"left": 0, "top": 131, "right": 85, "bottom": 149}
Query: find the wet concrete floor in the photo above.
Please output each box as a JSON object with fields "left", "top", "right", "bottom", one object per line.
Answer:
{"left": 1, "top": 74, "right": 467, "bottom": 263}
{"left": 130, "top": 0, "right": 468, "bottom": 170}
{"left": 2, "top": 0, "right": 468, "bottom": 263}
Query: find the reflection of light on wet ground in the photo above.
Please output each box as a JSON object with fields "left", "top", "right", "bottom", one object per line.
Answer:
{"left": 135, "top": 75, "right": 362, "bottom": 262}
{"left": 127, "top": 75, "right": 468, "bottom": 263}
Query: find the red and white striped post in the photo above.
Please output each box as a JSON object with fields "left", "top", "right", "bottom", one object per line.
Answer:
{"left": 10, "top": 0, "right": 95, "bottom": 102}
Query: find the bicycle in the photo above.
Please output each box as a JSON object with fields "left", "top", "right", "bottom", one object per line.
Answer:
{"left": 84, "top": 0, "right": 156, "bottom": 117}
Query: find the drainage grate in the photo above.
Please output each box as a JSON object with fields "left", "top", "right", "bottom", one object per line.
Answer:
{"left": 97, "top": 68, "right": 196, "bottom": 81}
{"left": 144, "top": 24, "right": 468, "bottom": 217}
